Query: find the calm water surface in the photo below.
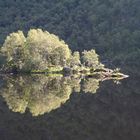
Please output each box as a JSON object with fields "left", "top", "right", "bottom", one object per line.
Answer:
{"left": 0, "top": 71, "right": 139, "bottom": 140}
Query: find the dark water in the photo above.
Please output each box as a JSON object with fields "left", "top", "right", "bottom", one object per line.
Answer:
{"left": 0, "top": 72, "right": 140, "bottom": 140}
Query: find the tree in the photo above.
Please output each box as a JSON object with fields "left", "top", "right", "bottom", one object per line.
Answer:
{"left": 69, "top": 51, "right": 81, "bottom": 67}
{"left": 1, "top": 31, "right": 28, "bottom": 71}
{"left": 1, "top": 29, "right": 71, "bottom": 72}
{"left": 81, "top": 49, "right": 99, "bottom": 68}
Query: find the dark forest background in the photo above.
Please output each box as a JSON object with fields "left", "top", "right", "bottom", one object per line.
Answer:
{"left": 0, "top": 0, "right": 140, "bottom": 74}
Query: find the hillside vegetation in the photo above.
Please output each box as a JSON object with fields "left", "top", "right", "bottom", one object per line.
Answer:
{"left": 0, "top": 0, "right": 139, "bottom": 72}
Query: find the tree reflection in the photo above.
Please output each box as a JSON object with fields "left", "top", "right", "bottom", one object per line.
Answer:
{"left": 82, "top": 78, "right": 99, "bottom": 94}
{"left": 0, "top": 75, "right": 101, "bottom": 116}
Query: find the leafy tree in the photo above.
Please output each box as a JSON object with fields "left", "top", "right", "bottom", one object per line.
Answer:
{"left": 69, "top": 51, "right": 81, "bottom": 67}
{"left": 1, "top": 29, "right": 71, "bottom": 71}
{"left": 1, "top": 31, "right": 28, "bottom": 71}
{"left": 81, "top": 49, "right": 100, "bottom": 68}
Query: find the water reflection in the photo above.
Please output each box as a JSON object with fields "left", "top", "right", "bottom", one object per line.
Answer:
{"left": 0, "top": 73, "right": 139, "bottom": 140}
{"left": 0, "top": 75, "right": 106, "bottom": 116}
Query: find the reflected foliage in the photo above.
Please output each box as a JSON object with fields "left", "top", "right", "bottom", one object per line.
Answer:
{"left": 82, "top": 78, "right": 99, "bottom": 94}
{"left": 0, "top": 75, "right": 101, "bottom": 116}
{"left": 0, "top": 76, "right": 73, "bottom": 116}
{"left": 0, "top": 74, "right": 139, "bottom": 140}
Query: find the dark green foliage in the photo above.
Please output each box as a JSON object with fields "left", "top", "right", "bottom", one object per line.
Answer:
{"left": 0, "top": 0, "right": 139, "bottom": 71}
{"left": 0, "top": 54, "right": 6, "bottom": 68}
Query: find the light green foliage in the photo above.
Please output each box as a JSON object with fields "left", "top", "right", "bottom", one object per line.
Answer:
{"left": 113, "top": 68, "right": 121, "bottom": 73}
{"left": 0, "top": 75, "right": 103, "bottom": 116}
{"left": 66, "top": 76, "right": 81, "bottom": 92}
{"left": 0, "top": 76, "right": 72, "bottom": 116}
{"left": 1, "top": 76, "right": 30, "bottom": 113}
{"left": 27, "top": 29, "right": 71, "bottom": 69}
{"left": 0, "top": 73, "right": 127, "bottom": 116}
{"left": 0, "top": 28, "right": 105, "bottom": 73}
{"left": 82, "top": 78, "right": 100, "bottom": 94}
{"left": 1, "top": 31, "right": 28, "bottom": 70}
{"left": 50, "top": 47, "right": 70, "bottom": 66}
{"left": 81, "top": 49, "right": 99, "bottom": 68}
{"left": 69, "top": 51, "right": 81, "bottom": 67}
{"left": 1, "top": 29, "right": 71, "bottom": 71}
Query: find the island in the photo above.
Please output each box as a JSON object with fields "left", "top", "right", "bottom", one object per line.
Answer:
{"left": 0, "top": 29, "right": 128, "bottom": 79}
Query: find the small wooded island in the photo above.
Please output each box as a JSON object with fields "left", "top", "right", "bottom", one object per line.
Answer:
{"left": 0, "top": 29, "right": 128, "bottom": 79}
